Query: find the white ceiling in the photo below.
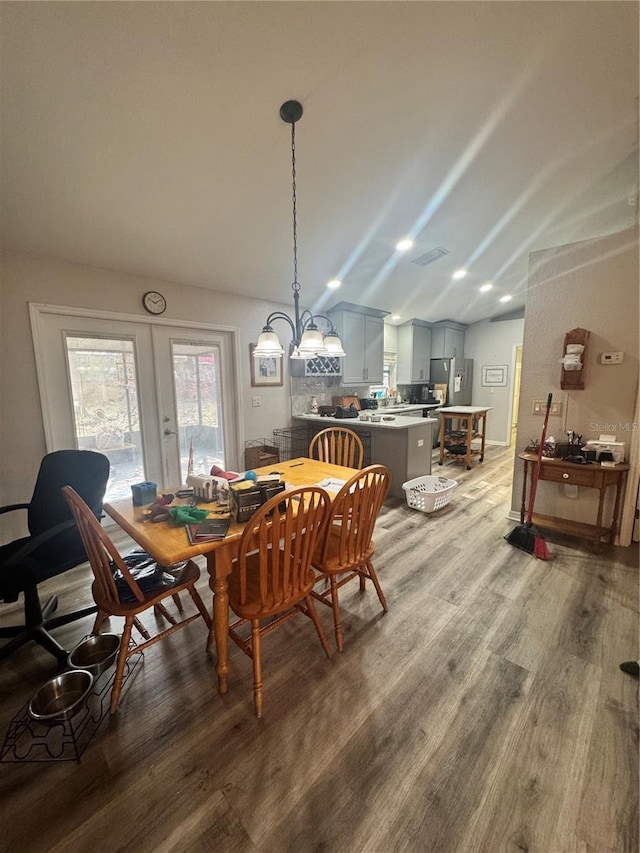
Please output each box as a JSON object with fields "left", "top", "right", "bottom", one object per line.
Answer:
{"left": 2, "top": 2, "right": 638, "bottom": 327}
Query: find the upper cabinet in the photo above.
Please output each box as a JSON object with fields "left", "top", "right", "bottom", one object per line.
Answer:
{"left": 328, "top": 302, "right": 387, "bottom": 385}
{"left": 430, "top": 321, "right": 466, "bottom": 360}
{"left": 397, "top": 320, "right": 432, "bottom": 383}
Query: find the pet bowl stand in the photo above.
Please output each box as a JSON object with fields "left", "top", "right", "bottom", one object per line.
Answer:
{"left": 1, "top": 639, "right": 143, "bottom": 764}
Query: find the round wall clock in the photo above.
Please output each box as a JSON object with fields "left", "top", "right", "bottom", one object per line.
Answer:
{"left": 142, "top": 291, "right": 167, "bottom": 315}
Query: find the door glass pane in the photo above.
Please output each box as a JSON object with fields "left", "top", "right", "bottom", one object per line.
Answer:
{"left": 172, "top": 342, "right": 225, "bottom": 481}
{"left": 65, "top": 335, "right": 145, "bottom": 501}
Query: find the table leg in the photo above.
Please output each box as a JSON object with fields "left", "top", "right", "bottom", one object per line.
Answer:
{"left": 439, "top": 415, "right": 446, "bottom": 465}
{"left": 609, "top": 471, "right": 627, "bottom": 545}
{"left": 520, "top": 460, "right": 528, "bottom": 523}
{"left": 466, "top": 415, "right": 473, "bottom": 470}
{"left": 479, "top": 414, "right": 487, "bottom": 462}
{"left": 595, "top": 486, "right": 606, "bottom": 548}
{"left": 206, "top": 549, "right": 232, "bottom": 695}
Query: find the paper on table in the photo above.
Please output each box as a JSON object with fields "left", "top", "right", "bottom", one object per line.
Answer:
{"left": 316, "top": 478, "right": 347, "bottom": 494}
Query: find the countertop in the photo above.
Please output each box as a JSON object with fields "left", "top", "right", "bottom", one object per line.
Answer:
{"left": 437, "top": 406, "right": 493, "bottom": 414}
{"left": 293, "top": 413, "right": 437, "bottom": 430}
{"left": 377, "top": 402, "right": 441, "bottom": 413}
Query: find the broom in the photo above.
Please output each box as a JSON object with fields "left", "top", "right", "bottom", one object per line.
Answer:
{"left": 505, "top": 392, "right": 552, "bottom": 560}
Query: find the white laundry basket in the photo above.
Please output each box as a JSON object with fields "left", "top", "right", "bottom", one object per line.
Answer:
{"left": 402, "top": 475, "right": 458, "bottom": 513}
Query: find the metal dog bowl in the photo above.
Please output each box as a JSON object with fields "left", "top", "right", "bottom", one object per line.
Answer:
{"left": 28, "top": 669, "right": 94, "bottom": 723}
{"left": 68, "top": 633, "right": 120, "bottom": 677}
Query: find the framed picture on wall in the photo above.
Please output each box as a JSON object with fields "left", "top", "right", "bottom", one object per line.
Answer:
{"left": 250, "top": 344, "right": 283, "bottom": 387}
{"left": 481, "top": 364, "right": 508, "bottom": 387}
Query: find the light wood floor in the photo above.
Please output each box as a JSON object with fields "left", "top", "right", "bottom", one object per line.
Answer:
{"left": 0, "top": 448, "right": 637, "bottom": 853}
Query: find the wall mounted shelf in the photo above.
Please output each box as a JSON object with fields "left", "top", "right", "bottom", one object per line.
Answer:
{"left": 560, "top": 327, "right": 589, "bottom": 391}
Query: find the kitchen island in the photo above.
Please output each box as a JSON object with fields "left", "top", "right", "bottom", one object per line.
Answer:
{"left": 292, "top": 413, "right": 436, "bottom": 498}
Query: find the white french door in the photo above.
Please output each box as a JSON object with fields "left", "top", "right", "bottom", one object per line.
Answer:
{"left": 151, "top": 326, "right": 238, "bottom": 486}
{"left": 31, "top": 306, "right": 241, "bottom": 503}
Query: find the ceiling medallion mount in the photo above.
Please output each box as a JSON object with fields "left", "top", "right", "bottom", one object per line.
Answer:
{"left": 252, "top": 101, "right": 346, "bottom": 361}
{"left": 279, "top": 100, "right": 303, "bottom": 124}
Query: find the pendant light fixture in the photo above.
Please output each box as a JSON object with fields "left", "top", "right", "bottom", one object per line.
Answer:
{"left": 252, "top": 100, "right": 346, "bottom": 360}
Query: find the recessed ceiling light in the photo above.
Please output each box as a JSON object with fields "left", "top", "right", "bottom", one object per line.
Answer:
{"left": 479, "top": 282, "right": 493, "bottom": 293}
{"left": 326, "top": 279, "right": 341, "bottom": 289}
{"left": 452, "top": 269, "right": 467, "bottom": 280}
{"left": 396, "top": 238, "right": 414, "bottom": 252}
{"left": 391, "top": 314, "right": 401, "bottom": 321}
{"left": 499, "top": 294, "right": 512, "bottom": 303}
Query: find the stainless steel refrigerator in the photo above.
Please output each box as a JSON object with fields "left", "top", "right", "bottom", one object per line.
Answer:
{"left": 430, "top": 358, "right": 473, "bottom": 447}
{"left": 430, "top": 357, "right": 474, "bottom": 406}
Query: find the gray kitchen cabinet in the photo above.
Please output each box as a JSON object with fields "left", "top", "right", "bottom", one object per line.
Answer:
{"left": 397, "top": 320, "right": 432, "bottom": 383}
{"left": 430, "top": 321, "right": 466, "bottom": 359}
{"left": 328, "top": 302, "right": 386, "bottom": 385}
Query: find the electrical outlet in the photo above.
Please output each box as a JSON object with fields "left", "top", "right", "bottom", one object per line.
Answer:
{"left": 417, "top": 438, "right": 424, "bottom": 447}
{"left": 252, "top": 396, "right": 261, "bottom": 407}
{"left": 600, "top": 351, "right": 624, "bottom": 365}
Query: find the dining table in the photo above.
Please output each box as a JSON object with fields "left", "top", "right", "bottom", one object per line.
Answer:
{"left": 104, "top": 456, "right": 359, "bottom": 695}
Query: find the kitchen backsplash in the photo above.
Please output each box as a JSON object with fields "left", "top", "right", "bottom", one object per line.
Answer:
{"left": 291, "top": 375, "right": 365, "bottom": 415}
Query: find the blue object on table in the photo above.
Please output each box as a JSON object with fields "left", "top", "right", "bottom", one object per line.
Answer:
{"left": 131, "top": 481, "right": 157, "bottom": 506}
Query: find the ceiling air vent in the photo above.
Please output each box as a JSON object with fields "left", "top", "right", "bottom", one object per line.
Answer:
{"left": 411, "top": 247, "right": 449, "bottom": 267}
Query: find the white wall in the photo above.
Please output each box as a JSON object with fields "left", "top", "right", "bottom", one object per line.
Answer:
{"left": 510, "top": 227, "right": 639, "bottom": 529}
{"left": 0, "top": 251, "right": 295, "bottom": 520}
{"left": 463, "top": 317, "right": 525, "bottom": 444}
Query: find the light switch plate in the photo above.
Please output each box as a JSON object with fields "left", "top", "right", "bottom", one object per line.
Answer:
{"left": 532, "top": 400, "right": 563, "bottom": 416}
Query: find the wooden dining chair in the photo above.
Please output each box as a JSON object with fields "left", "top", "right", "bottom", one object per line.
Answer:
{"left": 63, "top": 486, "right": 211, "bottom": 714}
{"left": 311, "top": 464, "right": 391, "bottom": 652}
{"left": 309, "top": 427, "right": 364, "bottom": 469}
{"left": 224, "top": 486, "right": 331, "bottom": 718}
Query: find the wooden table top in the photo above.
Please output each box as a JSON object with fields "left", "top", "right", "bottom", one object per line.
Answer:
{"left": 518, "top": 451, "right": 629, "bottom": 471}
{"left": 104, "top": 457, "right": 358, "bottom": 565}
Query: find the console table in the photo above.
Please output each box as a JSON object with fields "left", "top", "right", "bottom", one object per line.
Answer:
{"left": 518, "top": 452, "right": 629, "bottom": 548}
{"left": 438, "top": 406, "right": 492, "bottom": 470}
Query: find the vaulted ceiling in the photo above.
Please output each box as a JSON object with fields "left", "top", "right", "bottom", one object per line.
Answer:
{"left": 2, "top": 2, "right": 638, "bottom": 326}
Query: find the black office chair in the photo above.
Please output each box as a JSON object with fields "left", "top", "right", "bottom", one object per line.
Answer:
{"left": 0, "top": 450, "right": 110, "bottom": 664}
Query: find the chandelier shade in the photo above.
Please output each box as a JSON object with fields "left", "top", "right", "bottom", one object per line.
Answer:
{"left": 252, "top": 101, "right": 346, "bottom": 362}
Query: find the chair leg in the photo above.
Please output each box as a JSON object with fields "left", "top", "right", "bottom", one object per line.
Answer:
{"left": 171, "top": 593, "right": 184, "bottom": 613}
{"left": 41, "top": 595, "right": 59, "bottom": 621}
{"left": 154, "top": 602, "right": 177, "bottom": 626}
{"left": 305, "top": 595, "right": 332, "bottom": 660}
{"left": 22, "top": 584, "right": 46, "bottom": 625}
{"left": 329, "top": 576, "right": 344, "bottom": 653}
{"left": 31, "top": 626, "right": 69, "bottom": 666}
{"left": 187, "top": 586, "right": 212, "bottom": 628}
{"left": 92, "top": 609, "right": 109, "bottom": 635}
{"left": 251, "top": 619, "right": 263, "bottom": 719}
{"left": 110, "top": 617, "right": 133, "bottom": 715}
{"left": 359, "top": 573, "right": 366, "bottom": 593}
{"left": 133, "top": 616, "right": 151, "bottom": 639}
{"left": 365, "top": 561, "right": 388, "bottom": 612}
{"left": 0, "top": 624, "right": 68, "bottom": 665}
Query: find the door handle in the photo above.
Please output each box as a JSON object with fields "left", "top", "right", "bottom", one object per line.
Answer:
{"left": 164, "top": 428, "right": 177, "bottom": 436}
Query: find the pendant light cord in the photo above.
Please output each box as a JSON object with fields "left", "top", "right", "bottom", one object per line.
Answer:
{"left": 291, "top": 121, "right": 300, "bottom": 294}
